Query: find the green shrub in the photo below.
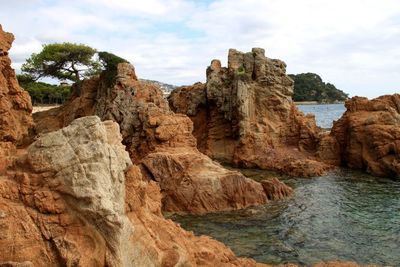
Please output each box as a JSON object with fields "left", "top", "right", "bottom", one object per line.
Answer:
{"left": 98, "top": 51, "right": 129, "bottom": 85}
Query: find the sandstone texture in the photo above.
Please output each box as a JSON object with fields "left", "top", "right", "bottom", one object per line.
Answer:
{"left": 319, "top": 95, "right": 400, "bottom": 178}
{"left": 0, "top": 25, "right": 33, "bottom": 174}
{"left": 0, "top": 25, "right": 385, "bottom": 266}
{"left": 1, "top": 117, "right": 133, "bottom": 266}
{"left": 33, "top": 62, "right": 280, "bottom": 214}
{"left": 0, "top": 116, "right": 271, "bottom": 266}
{"left": 0, "top": 25, "right": 33, "bottom": 145}
{"left": 169, "top": 48, "right": 330, "bottom": 177}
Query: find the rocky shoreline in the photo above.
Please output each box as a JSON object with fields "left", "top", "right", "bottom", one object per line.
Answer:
{"left": 0, "top": 24, "right": 397, "bottom": 266}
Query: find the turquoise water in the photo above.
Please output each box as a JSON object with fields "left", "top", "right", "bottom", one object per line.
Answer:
{"left": 297, "top": 104, "right": 345, "bottom": 129}
{"left": 169, "top": 169, "right": 400, "bottom": 266}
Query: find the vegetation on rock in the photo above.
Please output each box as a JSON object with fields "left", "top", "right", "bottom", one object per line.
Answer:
{"left": 98, "top": 51, "right": 129, "bottom": 85}
{"left": 19, "top": 44, "right": 131, "bottom": 104}
{"left": 289, "top": 73, "right": 349, "bottom": 103}
{"left": 21, "top": 42, "right": 101, "bottom": 82}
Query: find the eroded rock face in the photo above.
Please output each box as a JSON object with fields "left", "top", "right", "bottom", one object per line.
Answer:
{"left": 33, "top": 62, "right": 275, "bottom": 214}
{"left": 0, "top": 25, "right": 33, "bottom": 145}
{"left": 319, "top": 95, "right": 400, "bottom": 178}
{"left": 0, "top": 25, "right": 33, "bottom": 175}
{"left": 169, "top": 48, "right": 330, "bottom": 177}
{"left": 0, "top": 116, "right": 270, "bottom": 266}
{"left": 261, "top": 178, "right": 293, "bottom": 201}
{"left": 141, "top": 148, "right": 267, "bottom": 214}
{"left": 124, "top": 165, "right": 270, "bottom": 267}
{"left": 0, "top": 117, "right": 132, "bottom": 266}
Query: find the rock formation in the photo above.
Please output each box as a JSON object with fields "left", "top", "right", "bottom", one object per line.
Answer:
{"left": 33, "top": 61, "right": 284, "bottom": 214}
{"left": 0, "top": 25, "right": 33, "bottom": 145}
{"left": 0, "top": 25, "right": 384, "bottom": 266}
{"left": 169, "top": 48, "right": 330, "bottom": 177}
{"left": 0, "top": 25, "right": 33, "bottom": 174}
{"left": 0, "top": 116, "right": 270, "bottom": 266}
{"left": 319, "top": 95, "right": 400, "bottom": 178}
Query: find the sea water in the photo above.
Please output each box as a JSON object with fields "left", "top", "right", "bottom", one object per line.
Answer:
{"left": 297, "top": 103, "right": 345, "bottom": 129}
{"left": 169, "top": 104, "right": 400, "bottom": 266}
{"left": 169, "top": 169, "right": 400, "bottom": 266}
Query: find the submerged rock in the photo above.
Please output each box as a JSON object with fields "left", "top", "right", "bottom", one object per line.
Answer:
{"left": 169, "top": 48, "right": 331, "bottom": 177}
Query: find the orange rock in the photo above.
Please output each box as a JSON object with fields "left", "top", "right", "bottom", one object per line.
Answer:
{"left": 169, "top": 48, "right": 331, "bottom": 177}
{"left": 261, "top": 178, "right": 293, "bottom": 200}
{"left": 320, "top": 95, "right": 400, "bottom": 177}
{"left": 0, "top": 25, "right": 33, "bottom": 145}
{"left": 141, "top": 148, "right": 268, "bottom": 214}
{"left": 33, "top": 62, "right": 274, "bottom": 214}
{"left": 0, "top": 117, "right": 271, "bottom": 266}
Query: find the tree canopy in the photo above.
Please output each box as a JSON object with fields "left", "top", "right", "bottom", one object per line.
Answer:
{"left": 19, "top": 43, "right": 132, "bottom": 105}
{"left": 289, "top": 73, "right": 349, "bottom": 103}
{"left": 21, "top": 42, "right": 101, "bottom": 82}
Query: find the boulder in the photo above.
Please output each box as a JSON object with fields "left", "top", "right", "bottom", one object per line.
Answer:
{"left": 141, "top": 148, "right": 267, "bottom": 214}
{"left": 169, "top": 48, "right": 330, "bottom": 176}
{"left": 0, "top": 117, "right": 132, "bottom": 266}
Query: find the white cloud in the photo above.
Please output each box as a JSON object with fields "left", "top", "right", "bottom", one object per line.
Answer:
{"left": 1, "top": 0, "right": 399, "bottom": 98}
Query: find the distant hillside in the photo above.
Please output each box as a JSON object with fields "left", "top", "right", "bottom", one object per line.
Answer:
{"left": 289, "top": 73, "right": 349, "bottom": 103}
{"left": 140, "top": 79, "right": 176, "bottom": 94}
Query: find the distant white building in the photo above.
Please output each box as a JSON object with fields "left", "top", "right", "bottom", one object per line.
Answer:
{"left": 60, "top": 81, "right": 70, "bottom": 87}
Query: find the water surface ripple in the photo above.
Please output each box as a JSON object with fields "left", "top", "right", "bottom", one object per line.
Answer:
{"left": 169, "top": 169, "right": 400, "bottom": 266}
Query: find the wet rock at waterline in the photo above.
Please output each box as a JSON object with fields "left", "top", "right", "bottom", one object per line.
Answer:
{"left": 319, "top": 95, "right": 400, "bottom": 178}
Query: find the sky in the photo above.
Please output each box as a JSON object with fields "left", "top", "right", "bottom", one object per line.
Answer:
{"left": 1, "top": 0, "right": 399, "bottom": 98}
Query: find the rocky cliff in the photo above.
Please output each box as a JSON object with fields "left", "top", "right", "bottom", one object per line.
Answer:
{"left": 169, "top": 48, "right": 330, "bottom": 177}
{"left": 0, "top": 25, "right": 33, "bottom": 174}
{"left": 319, "top": 95, "right": 400, "bottom": 178}
{"left": 33, "top": 61, "right": 289, "bottom": 214}
{"left": 0, "top": 25, "right": 33, "bottom": 144}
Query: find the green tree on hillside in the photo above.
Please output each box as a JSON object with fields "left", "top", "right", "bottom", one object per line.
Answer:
{"left": 17, "top": 74, "right": 71, "bottom": 105}
{"left": 21, "top": 42, "right": 101, "bottom": 82}
{"left": 289, "top": 73, "right": 349, "bottom": 103}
